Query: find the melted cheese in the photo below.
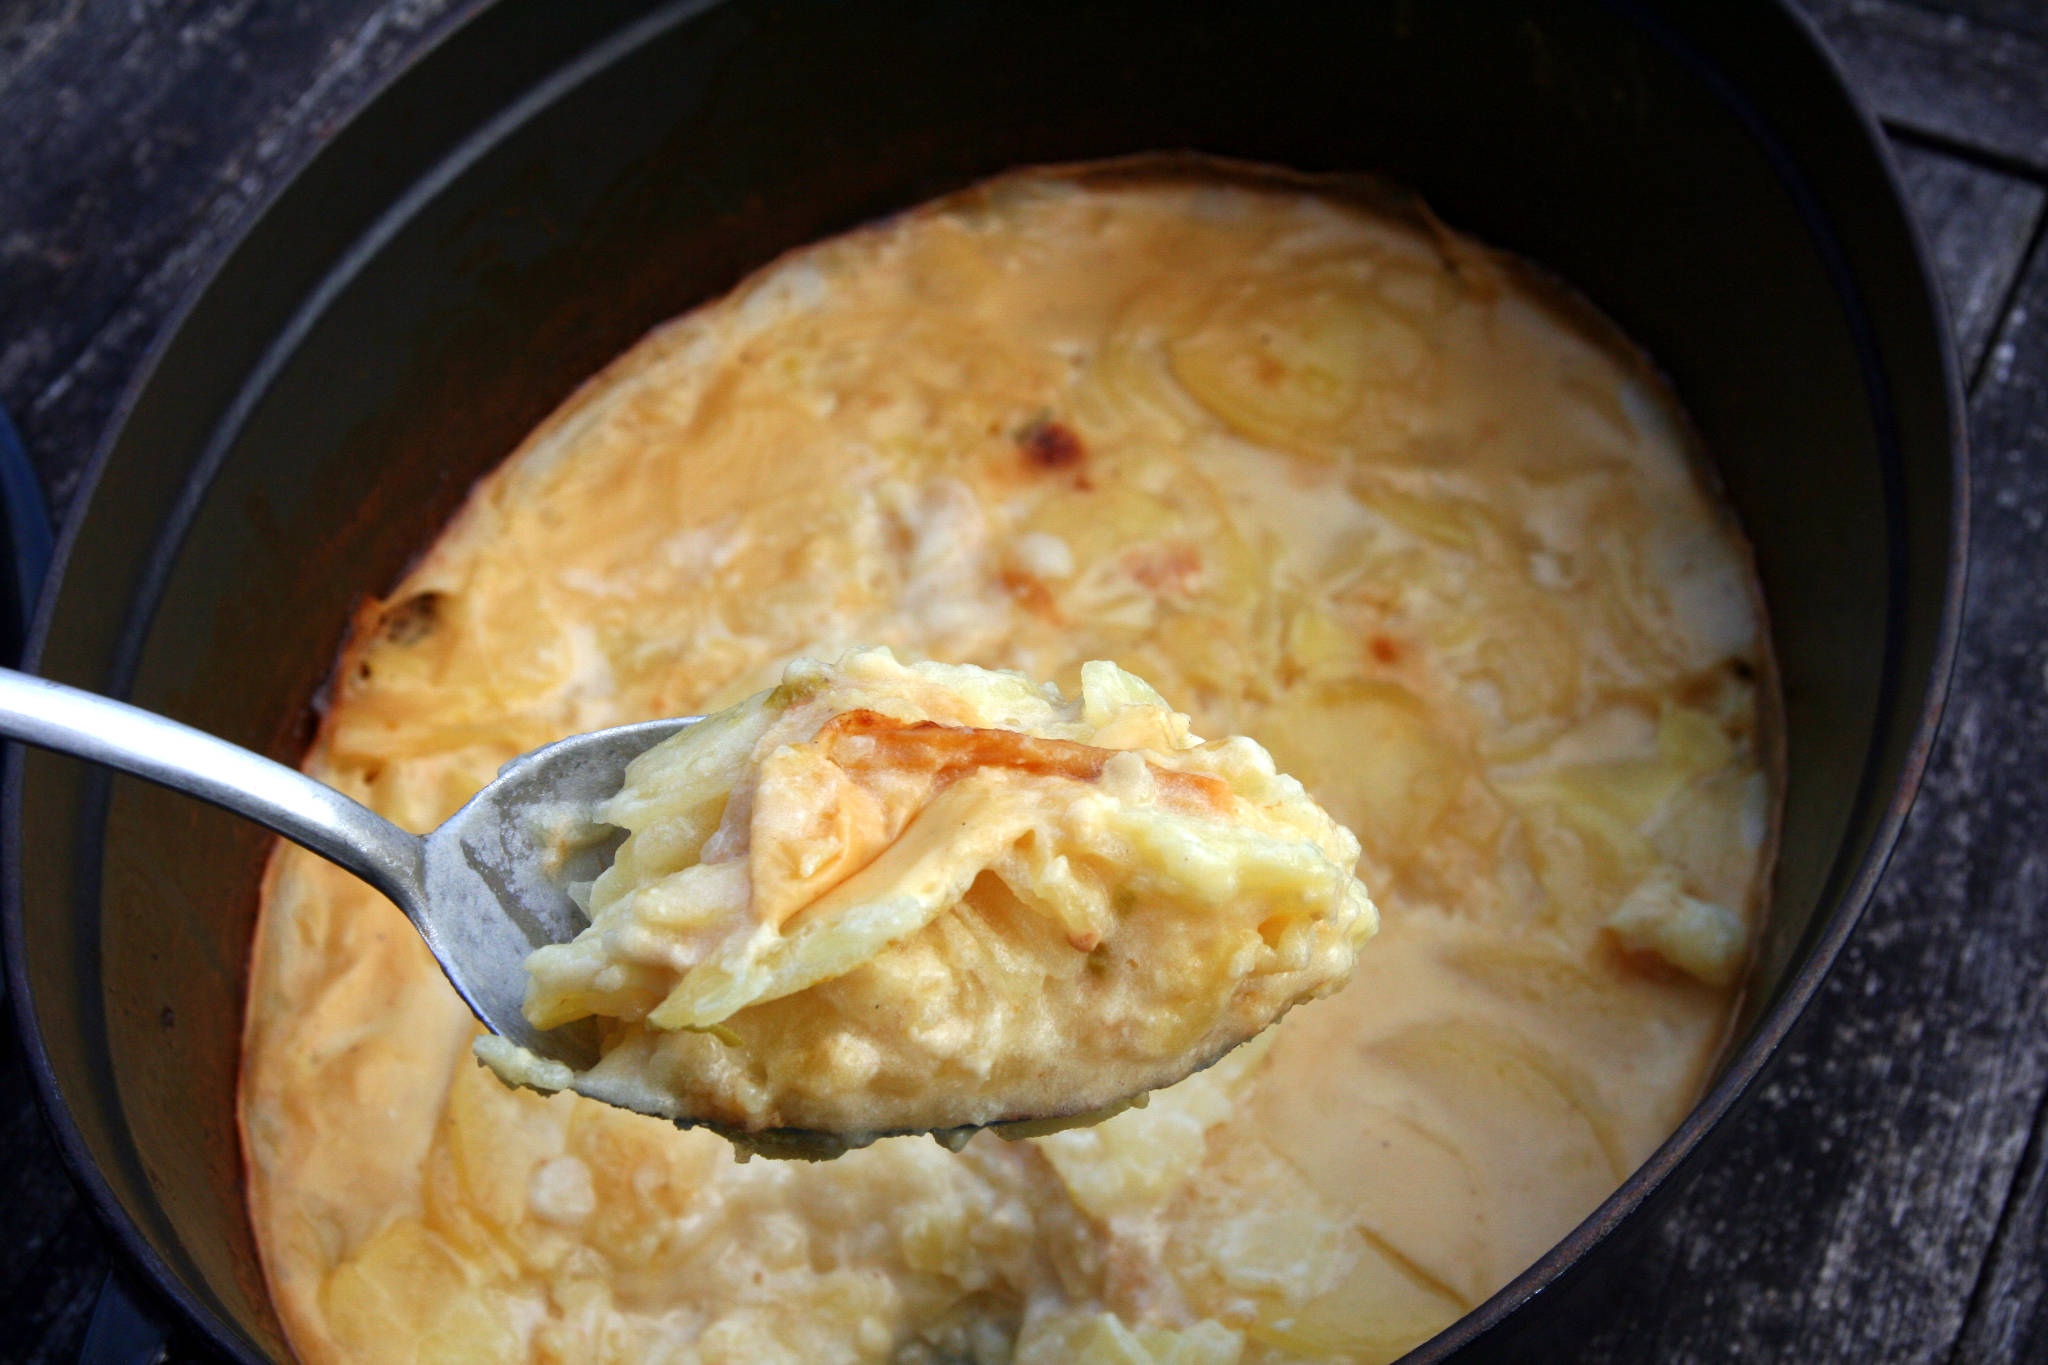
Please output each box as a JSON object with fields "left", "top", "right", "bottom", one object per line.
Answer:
{"left": 239, "top": 160, "right": 1772, "bottom": 1365}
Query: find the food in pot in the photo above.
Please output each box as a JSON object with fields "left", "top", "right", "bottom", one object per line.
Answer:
{"left": 240, "top": 159, "right": 1775, "bottom": 1364}
{"left": 476, "top": 648, "right": 1376, "bottom": 1152}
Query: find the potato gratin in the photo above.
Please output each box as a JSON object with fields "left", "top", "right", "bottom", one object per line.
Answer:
{"left": 241, "top": 160, "right": 1775, "bottom": 1365}
{"left": 479, "top": 649, "right": 1375, "bottom": 1150}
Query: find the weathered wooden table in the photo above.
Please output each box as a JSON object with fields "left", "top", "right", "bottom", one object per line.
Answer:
{"left": 3, "top": 1, "right": 2045, "bottom": 1360}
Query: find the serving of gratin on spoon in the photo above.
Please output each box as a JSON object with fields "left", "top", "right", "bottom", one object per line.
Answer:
{"left": 0, "top": 647, "right": 1374, "bottom": 1159}
{"left": 476, "top": 648, "right": 1377, "bottom": 1158}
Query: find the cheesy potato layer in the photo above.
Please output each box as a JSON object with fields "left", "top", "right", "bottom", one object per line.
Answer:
{"left": 482, "top": 649, "right": 1376, "bottom": 1146}
{"left": 241, "top": 162, "right": 1774, "bottom": 1365}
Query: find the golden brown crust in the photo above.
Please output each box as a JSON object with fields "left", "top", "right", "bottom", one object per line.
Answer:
{"left": 815, "top": 709, "right": 1233, "bottom": 814}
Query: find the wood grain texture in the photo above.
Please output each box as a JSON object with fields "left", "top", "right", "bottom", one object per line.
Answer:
{"left": 1956, "top": 1094, "right": 2048, "bottom": 1360}
{"left": 1892, "top": 139, "right": 2045, "bottom": 376}
{"left": 0, "top": 0, "right": 484, "bottom": 518}
{"left": 1882, "top": 0, "right": 2048, "bottom": 46}
{"left": 1802, "top": 0, "right": 2048, "bottom": 174}
{"left": 1938, "top": 252, "right": 2048, "bottom": 1365}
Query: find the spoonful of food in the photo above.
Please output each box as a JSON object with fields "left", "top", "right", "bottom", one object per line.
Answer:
{"left": 0, "top": 647, "right": 1375, "bottom": 1159}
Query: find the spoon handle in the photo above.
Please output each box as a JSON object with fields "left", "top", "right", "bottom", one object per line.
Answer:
{"left": 0, "top": 665, "right": 425, "bottom": 909}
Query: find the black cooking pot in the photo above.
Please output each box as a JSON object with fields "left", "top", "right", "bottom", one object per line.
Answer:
{"left": 4, "top": 0, "right": 1963, "bottom": 1360}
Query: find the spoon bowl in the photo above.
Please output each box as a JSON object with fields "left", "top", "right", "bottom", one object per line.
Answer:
{"left": 415, "top": 717, "right": 696, "bottom": 1067}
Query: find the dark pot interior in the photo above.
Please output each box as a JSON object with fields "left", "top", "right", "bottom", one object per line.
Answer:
{"left": 4, "top": 0, "right": 1962, "bottom": 1360}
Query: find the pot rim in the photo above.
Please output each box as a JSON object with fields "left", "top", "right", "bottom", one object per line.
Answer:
{"left": 2, "top": 0, "right": 1969, "bottom": 1360}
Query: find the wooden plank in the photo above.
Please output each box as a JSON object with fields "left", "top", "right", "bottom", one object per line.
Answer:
{"left": 0, "top": 0, "right": 75, "bottom": 94}
{"left": 1940, "top": 251, "right": 2048, "bottom": 1363}
{"left": 1955, "top": 1096, "right": 2048, "bottom": 1361}
{"left": 1887, "top": 0, "right": 2048, "bottom": 46}
{"left": 1891, "top": 141, "right": 2044, "bottom": 377}
{"left": 1798, "top": 0, "right": 2048, "bottom": 174}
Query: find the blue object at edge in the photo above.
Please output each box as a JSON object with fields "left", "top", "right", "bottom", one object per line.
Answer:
{"left": 0, "top": 405, "right": 168, "bottom": 1364}
{"left": 0, "top": 404, "right": 53, "bottom": 655}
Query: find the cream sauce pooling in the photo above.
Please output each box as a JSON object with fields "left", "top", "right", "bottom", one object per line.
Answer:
{"left": 240, "top": 163, "right": 1771, "bottom": 1365}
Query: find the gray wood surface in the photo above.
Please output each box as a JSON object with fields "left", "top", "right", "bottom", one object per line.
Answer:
{"left": 2, "top": 2, "right": 2046, "bottom": 1363}
{"left": 1805, "top": 0, "right": 2048, "bottom": 174}
{"left": 1932, "top": 231, "right": 2048, "bottom": 1365}
{"left": 1897, "top": 0, "right": 2048, "bottom": 47}
{"left": 0, "top": 0, "right": 479, "bottom": 517}
{"left": 1892, "top": 140, "right": 2043, "bottom": 375}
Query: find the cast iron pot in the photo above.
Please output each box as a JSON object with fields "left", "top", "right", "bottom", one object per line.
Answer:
{"left": 5, "top": 0, "right": 1964, "bottom": 1360}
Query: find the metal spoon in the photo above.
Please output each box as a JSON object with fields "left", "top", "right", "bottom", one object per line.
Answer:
{"left": 0, "top": 664, "right": 694, "bottom": 1070}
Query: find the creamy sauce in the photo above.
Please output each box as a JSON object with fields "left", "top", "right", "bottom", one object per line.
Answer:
{"left": 240, "top": 161, "right": 1772, "bottom": 1365}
